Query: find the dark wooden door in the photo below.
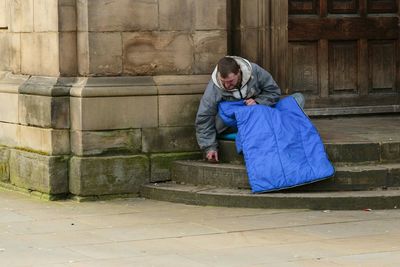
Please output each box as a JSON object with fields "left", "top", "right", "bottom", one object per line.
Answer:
{"left": 288, "top": 0, "right": 400, "bottom": 109}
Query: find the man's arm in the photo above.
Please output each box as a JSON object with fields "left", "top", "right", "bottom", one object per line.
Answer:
{"left": 195, "top": 82, "right": 219, "bottom": 155}
{"left": 252, "top": 64, "right": 281, "bottom": 106}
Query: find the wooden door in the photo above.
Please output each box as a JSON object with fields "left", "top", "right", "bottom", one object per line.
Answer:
{"left": 288, "top": 0, "right": 400, "bottom": 110}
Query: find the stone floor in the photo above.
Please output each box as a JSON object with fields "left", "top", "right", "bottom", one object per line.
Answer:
{"left": 1, "top": 188, "right": 399, "bottom": 266}
{"left": 313, "top": 114, "right": 400, "bottom": 143}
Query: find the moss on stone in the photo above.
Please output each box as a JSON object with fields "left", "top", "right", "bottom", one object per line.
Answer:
{"left": 150, "top": 151, "right": 202, "bottom": 182}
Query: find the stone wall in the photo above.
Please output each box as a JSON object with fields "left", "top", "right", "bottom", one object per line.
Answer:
{"left": 0, "top": 0, "right": 227, "bottom": 77}
{"left": 0, "top": 72, "right": 207, "bottom": 198}
{"left": 0, "top": 0, "right": 228, "bottom": 198}
{"left": 77, "top": 0, "right": 226, "bottom": 76}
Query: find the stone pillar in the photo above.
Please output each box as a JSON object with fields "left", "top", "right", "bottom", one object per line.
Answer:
{"left": 0, "top": 0, "right": 228, "bottom": 199}
{"left": 229, "top": 0, "right": 288, "bottom": 90}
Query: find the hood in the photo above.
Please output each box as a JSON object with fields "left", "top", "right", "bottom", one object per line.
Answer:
{"left": 211, "top": 56, "right": 252, "bottom": 91}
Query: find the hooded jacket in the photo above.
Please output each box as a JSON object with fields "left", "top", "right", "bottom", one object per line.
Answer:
{"left": 195, "top": 56, "right": 281, "bottom": 153}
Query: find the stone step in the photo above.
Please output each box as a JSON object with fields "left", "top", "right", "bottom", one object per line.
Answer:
{"left": 171, "top": 160, "right": 400, "bottom": 192}
{"left": 140, "top": 183, "right": 400, "bottom": 210}
{"left": 218, "top": 140, "right": 400, "bottom": 164}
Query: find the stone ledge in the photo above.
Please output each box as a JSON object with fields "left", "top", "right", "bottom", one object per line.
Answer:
{"left": 70, "top": 75, "right": 210, "bottom": 97}
{"left": 70, "top": 76, "right": 157, "bottom": 97}
{"left": 0, "top": 72, "right": 29, "bottom": 94}
{"left": 141, "top": 183, "right": 400, "bottom": 210}
{"left": 0, "top": 74, "right": 211, "bottom": 97}
{"left": 19, "top": 76, "right": 75, "bottom": 96}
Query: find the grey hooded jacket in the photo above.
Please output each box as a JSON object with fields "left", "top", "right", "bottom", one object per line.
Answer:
{"left": 195, "top": 56, "right": 281, "bottom": 153}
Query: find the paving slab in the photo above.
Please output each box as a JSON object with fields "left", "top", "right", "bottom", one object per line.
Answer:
{"left": 1, "top": 188, "right": 400, "bottom": 266}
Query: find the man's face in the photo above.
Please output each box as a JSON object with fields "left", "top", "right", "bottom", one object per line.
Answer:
{"left": 219, "top": 72, "right": 241, "bottom": 91}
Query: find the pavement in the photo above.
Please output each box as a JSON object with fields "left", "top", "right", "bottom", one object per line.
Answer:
{"left": 1, "top": 188, "right": 400, "bottom": 266}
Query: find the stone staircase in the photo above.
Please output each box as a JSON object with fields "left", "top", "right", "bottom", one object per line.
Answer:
{"left": 140, "top": 115, "right": 400, "bottom": 210}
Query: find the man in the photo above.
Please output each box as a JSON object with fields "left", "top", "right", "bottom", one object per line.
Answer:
{"left": 195, "top": 56, "right": 304, "bottom": 162}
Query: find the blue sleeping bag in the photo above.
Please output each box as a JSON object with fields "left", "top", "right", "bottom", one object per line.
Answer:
{"left": 218, "top": 96, "right": 335, "bottom": 193}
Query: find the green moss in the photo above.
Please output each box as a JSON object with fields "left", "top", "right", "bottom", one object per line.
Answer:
{"left": 0, "top": 182, "right": 67, "bottom": 201}
{"left": 70, "top": 193, "right": 139, "bottom": 202}
{"left": 150, "top": 152, "right": 202, "bottom": 169}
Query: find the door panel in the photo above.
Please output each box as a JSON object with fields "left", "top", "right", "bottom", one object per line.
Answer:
{"left": 329, "top": 41, "right": 358, "bottom": 94}
{"left": 288, "top": 42, "right": 319, "bottom": 94}
{"left": 369, "top": 41, "right": 396, "bottom": 92}
{"left": 288, "top": 0, "right": 400, "bottom": 108}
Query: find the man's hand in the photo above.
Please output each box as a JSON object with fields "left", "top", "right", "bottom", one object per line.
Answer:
{"left": 244, "top": 98, "right": 257, "bottom": 106}
{"left": 206, "top": 150, "right": 219, "bottom": 163}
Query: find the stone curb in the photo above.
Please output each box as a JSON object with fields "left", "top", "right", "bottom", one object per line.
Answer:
{"left": 218, "top": 140, "right": 400, "bottom": 164}
{"left": 140, "top": 183, "right": 400, "bottom": 210}
{"left": 171, "top": 160, "right": 400, "bottom": 191}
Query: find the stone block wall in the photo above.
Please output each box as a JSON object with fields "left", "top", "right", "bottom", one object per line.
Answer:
{"left": 0, "top": 0, "right": 77, "bottom": 76}
{"left": 0, "top": 73, "right": 206, "bottom": 198}
{"left": 0, "top": 72, "right": 71, "bottom": 196}
{"left": 0, "top": 0, "right": 227, "bottom": 198}
{"left": 77, "top": 0, "right": 227, "bottom": 76}
{"left": 1, "top": 0, "right": 227, "bottom": 77}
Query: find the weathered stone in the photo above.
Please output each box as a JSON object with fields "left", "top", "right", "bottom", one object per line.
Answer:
{"left": 70, "top": 95, "right": 158, "bottom": 130}
{"left": 381, "top": 142, "right": 400, "bottom": 162}
{"left": 159, "top": 0, "right": 194, "bottom": 31}
{"left": 154, "top": 75, "right": 210, "bottom": 95}
{"left": 150, "top": 152, "right": 202, "bottom": 182}
{"left": 0, "top": 72, "right": 28, "bottom": 94}
{"left": 123, "top": 32, "right": 193, "bottom": 75}
{"left": 387, "top": 167, "right": 400, "bottom": 187}
{"left": 20, "top": 33, "right": 60, "bottom": 76}
{"left": 34, "top": 0, "right": 58, "bottom": 32}
{"left": 0, "top": 0, "right": 8, "bottom": 27}
{"left": 19, "top": 95, "right": 69, "bottom": 129}
{"left": 325, "top": 143, "right": 381, "bottom": 163}
{"left": 69, "top": 155, "right": 149, "bottom": 196}
{"left": 171, "top": 160, "right": 250, "bottom": 189}
{"left": 334, "top": 166, "right": 388, "bottom": 190}
{"left": 70, "top": 76, "right": 156, "bottom": 97}
{"left": 158, "top": 94, "right": 202, "bottom": 127}
{"left": 0, "top": 122, "right": 18, "bottom": 147}
{"left": 59, "top": 32, "right": 78, "bottom": 76}
{"left": 9, "top": 33, "right": 21, "bottom": 73}
{"left": 19, "top": 76, "right": 73, "bottom": 96}
{"left": 142, "top": 127, "right": 199, "bottom": 153}
{"left": 76, "top": 0, "right": 88, "bottom": 31}
{"left": 87, "top": 0, "right": 158, "bottom": 31}
{"left": 59, "top": 0, "right": 77, "bottom": 32}
{"left": 195, "top": 0, "right": 226, "bottom": 30}
{"left": 9, "top": 0, "right": 34, "bottom": 32}
{"left": 0, "top": 147, "right": 10, "bottom": 182}
{"left": 0, "top": 33, "right": 10, "bottom": 71}
{"left": 0, "top": 92, "right": 18, "bottom": 123}
{"left": 194, "top": 31, "right": 227, "bottom": 74}
{"left": 9, "top": 149, "right": 68, "bottom": 194}
{"left": 71, "top": 129, "right": 141, "bottom": 156}
{"left": 88, "top": 32, "right": 122, "bottom": 75}
{"left": 18, "top": 125, "right": 70, "bottom": 155}
{"left": 77, "top": 32, "right": 89, "bottom": 75}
